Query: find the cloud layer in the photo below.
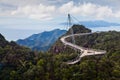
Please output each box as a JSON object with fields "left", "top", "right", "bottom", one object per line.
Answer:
{"left": 8, "top": 1, "right": 120, "bottom": 20}
{"left": 0, "top": 0, "right": 120, "bottom": 21}
{"left": 11, "top": 4, "right": 56, "bottom": 20}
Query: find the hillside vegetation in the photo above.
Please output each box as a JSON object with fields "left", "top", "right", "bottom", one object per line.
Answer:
{"left": 0, "top": 25, "right": 120, "bottom": 80}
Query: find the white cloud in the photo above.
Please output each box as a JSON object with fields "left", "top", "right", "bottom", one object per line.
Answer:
{"left": 11, "top": 4, "right": 56, "bottom": 20}
{"left": 114, "top": 11, "right": 120, "bottom": 18}
{"left": 3, "top": 1, "right": 120, "bottom": 20}
{"left": 59, "top": 1, "right": 74, "bottom": 14}
{"left": 58, "top": 2, "right": 116, "bottom": 19}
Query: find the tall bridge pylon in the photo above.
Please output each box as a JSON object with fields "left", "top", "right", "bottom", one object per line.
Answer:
{"left": 68, "top": 14, "right": 76, "bottom": 45}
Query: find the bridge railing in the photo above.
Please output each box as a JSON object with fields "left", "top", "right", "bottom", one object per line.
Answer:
{"left": 66, "top": 50, "right": 84, "bottom": 63}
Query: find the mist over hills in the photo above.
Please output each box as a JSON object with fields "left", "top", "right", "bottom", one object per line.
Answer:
{"left": 60, "top": 20, "right": 120, "bottom": 28}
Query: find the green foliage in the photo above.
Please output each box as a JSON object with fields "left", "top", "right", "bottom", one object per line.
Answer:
{"left": 0, "top": 28, "right": 120, "bottom": 80}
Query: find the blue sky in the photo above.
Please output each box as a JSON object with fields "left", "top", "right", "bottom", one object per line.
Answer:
{"left": 0, "top": 0, "right": 120, "bottom": 41}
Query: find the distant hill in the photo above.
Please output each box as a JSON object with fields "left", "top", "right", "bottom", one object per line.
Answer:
{"left": 17, "top": 29, "right": 66, "bottom": 51}
{"left": 61, "top": 20, "right": 120, "bottom": 28}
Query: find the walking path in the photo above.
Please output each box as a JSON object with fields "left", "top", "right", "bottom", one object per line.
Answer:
{"left": 60, "top": 32, "right": 106, "bottom": 64}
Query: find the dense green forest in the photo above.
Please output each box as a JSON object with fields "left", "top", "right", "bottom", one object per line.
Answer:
{"left": 0, "top": 25, "right": 120, "bottom": 80}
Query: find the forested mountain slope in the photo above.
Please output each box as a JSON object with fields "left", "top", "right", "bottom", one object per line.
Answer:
{"left": 0, "top": 24, "right": 120, "bottom": 80}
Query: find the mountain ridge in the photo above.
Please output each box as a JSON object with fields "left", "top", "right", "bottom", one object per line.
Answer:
{"left": 17, "top": 29, "right": 66, "bottom": 51}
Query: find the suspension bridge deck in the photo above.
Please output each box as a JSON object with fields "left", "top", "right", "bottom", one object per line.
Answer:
{"left": 60, "top": 32, "right": 106, "bottom": 65}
